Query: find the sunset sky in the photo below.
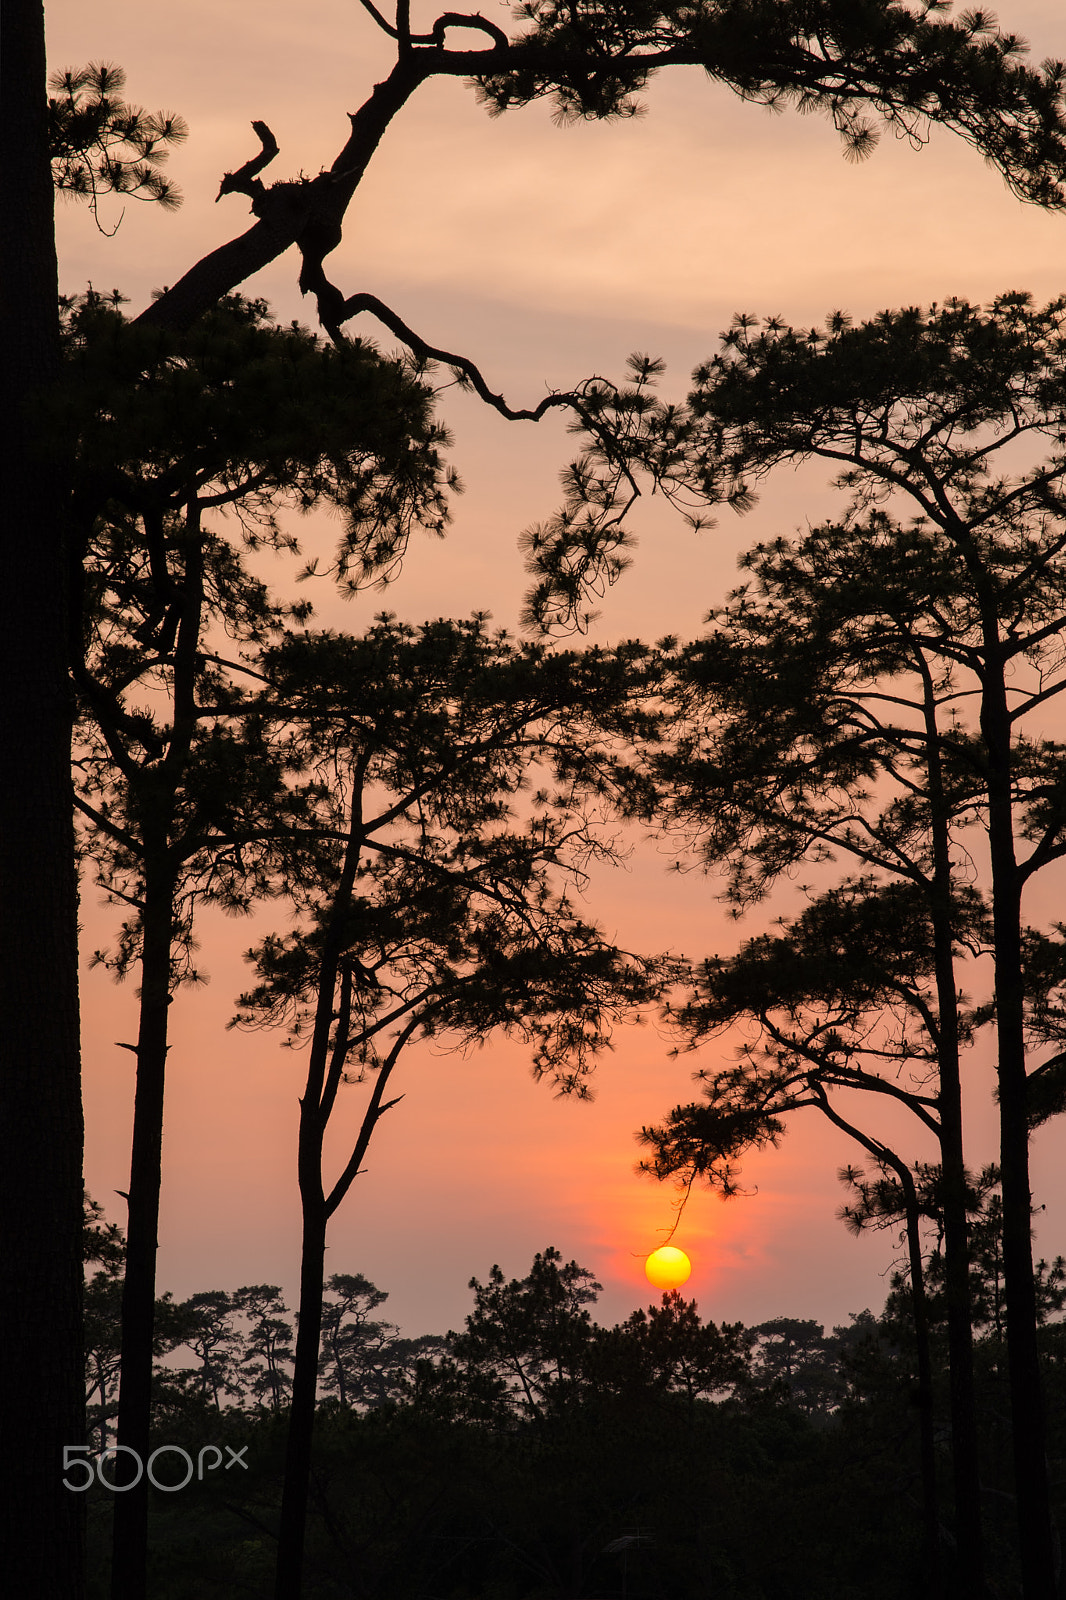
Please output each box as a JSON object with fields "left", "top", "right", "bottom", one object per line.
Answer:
{"left": 52, "top": 0, "right": 1066, "bottom": 1339}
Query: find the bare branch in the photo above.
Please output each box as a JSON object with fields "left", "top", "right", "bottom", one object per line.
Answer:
{"left": 216, "top": 121, "right": 280, "bottom": 202}
{"left": 315, "top": 283, "right": 595, "bottom": 423}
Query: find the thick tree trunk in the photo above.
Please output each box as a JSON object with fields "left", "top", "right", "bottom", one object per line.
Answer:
{"left": 0, "top": 3, "right": 85, "bottom": 1594}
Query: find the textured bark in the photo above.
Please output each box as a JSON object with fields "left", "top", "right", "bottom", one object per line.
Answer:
{"left": 0, "top": 3, "right": 85, "bottom": 1594}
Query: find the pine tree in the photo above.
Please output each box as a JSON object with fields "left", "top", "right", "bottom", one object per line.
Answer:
{"left": 230, "top": 618, "right": 670, "bottom": 1597}
{"left": 591, "top": 295, "right": 1066, "bottom": 1595}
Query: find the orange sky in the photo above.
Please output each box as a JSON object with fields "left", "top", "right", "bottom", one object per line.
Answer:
{"left": 53, "top": 0, "right": 1066, "bottom": 1337}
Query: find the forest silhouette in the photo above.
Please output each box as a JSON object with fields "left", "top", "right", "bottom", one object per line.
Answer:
{"left": 8, "top": 4, "right": 1066, "bottom": 1598}
{"left": 80, "top": 1221, "right": 1066, "bottom": 1598}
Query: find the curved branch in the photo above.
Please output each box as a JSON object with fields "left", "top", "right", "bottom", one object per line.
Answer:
{"left": 359, "top": 4, "right": 509, "bottom": 50}
{"left": 356, "top": 0, "right": 403, "bottom": 39}
{"left": 216, "top": 121, "right": 280, "bottom": 202}
{"left": 423, "top": 12, "right": 510, "bottom": 51}
{"left": 316, "top": 283, "right": 596, "bottom": 423}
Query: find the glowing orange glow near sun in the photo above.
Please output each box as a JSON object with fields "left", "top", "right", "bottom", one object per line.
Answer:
{"left": 645, "top": 1246, "right": 692, "bottom": 1290}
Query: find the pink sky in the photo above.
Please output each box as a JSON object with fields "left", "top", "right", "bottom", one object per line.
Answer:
{"left": 53, "top": 0, "right": 1066, "bottom": 1337}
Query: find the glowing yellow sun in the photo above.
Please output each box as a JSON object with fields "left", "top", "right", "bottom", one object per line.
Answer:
{"left": 645, "top": 1246, "right": 692, "bottom": 1290}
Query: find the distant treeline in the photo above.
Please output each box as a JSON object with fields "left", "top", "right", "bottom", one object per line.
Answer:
{"left": 82, "top": 1211, "right": 1066, "bottom": 1599}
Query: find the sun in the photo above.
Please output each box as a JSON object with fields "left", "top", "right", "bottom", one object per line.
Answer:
{"left": 645, "top": 1246, "right": 692, "bottom": 1291}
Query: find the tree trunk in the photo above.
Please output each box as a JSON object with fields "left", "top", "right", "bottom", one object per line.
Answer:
{"left": 982, "top": 641, "right": 1057, "bottom": 1599}
{"left": 110, "top": 856, "right": 175, "bottom": 1600}
{"left": 0, "top": 3, "right": 85, "bottom": 1594}
{"left": 274, "top": 812, "right": 363, "bottom": 1600}
{"left": 922, "top": 667, "right": 986, "bottom": 1599}
{"left": 898, "top": 1165, "right": 941, "bottom": 1594}
{"left": 936, "top": 1063, "right": 986, "bottom": 1599}
{"left": 930, "top": 905, "right": 986, "bottom": 1598}
{"left": 818, "top": 1103, "right": 942, "bottom": 1592}
{"left": 274, "top": 1109, "right": 328, "bottom": 1600}
{"left": 108, "top": 514, "right": 203, "bottom": 1599}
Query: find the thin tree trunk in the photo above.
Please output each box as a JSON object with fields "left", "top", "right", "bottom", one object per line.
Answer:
{"left": 274, "top": 1008, "right": 408, "bottom": 1600}
{"left": 887, "top": 1156, "right": 942, "bottom": 1595}
{"left": 274, "top": 1161, "right": 328, "bottom": 1600}
{"left": 108, "top": 512, "right": 204, "bottom": 1599}
{"left": 272, "top": 773, "right": 416, "bottom": 1597}
{"left": 901, "top": 1169, "right": 942, "bottom": 1595}
{"left": 982, "top": 638, "right": 1057, "bottom": 1599}
{"left": 273, "top": 808, "right": 362, "bottom": 1600}
{"left": 818, "top": 1103, "right": 941, "bottom": 1591}
{"left": 110, "top": 856, "right": 176, "bottom": 1600}
{"left": 936, "top": 1063, "right": 986, "bottom": 1600}
{"left": 917, "top": 645, "right": 985, "bottom": 1598}
{"left": 927, "top": 819, "right": 986, "bottom": 1598}
{"left": 0, "top": 3, "right": 85, "bottom": 1594}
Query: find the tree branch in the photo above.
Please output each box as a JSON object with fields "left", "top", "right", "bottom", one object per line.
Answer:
{"left": 216, "top": 121, "right": 280, "bottom": 202}
{"left": 312, "top": 283, "right": 595, "bottom": 423}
